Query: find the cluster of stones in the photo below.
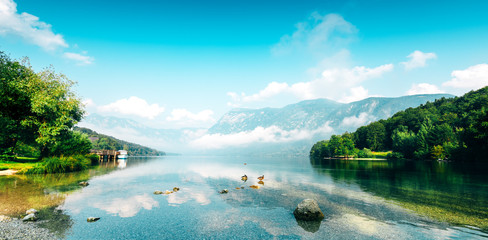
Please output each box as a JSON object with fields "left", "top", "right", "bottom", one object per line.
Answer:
{"left": 22, "top": 208, "right": 38, "bottom": 222}
{"left": 154, "top": 187, "right": 180, "bottom": 195}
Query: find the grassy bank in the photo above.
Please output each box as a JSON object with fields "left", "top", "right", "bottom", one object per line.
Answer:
{"left": 0, "top": 156, "right": 38, "bottom": 171}
{"left": 1, "top": 155, "right": 99, "bottom": 174}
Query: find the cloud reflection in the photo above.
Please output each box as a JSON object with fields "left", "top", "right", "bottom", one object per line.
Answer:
{"left": 94, "top": 194, "right": 159, "bottom": 218}
{"left": 167, "top": 188, "right": 211, "bottom": 206}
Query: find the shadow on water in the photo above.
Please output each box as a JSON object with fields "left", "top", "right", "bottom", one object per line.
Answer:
{"left": 310, "top": 157, "right": 488, "bottom": 232}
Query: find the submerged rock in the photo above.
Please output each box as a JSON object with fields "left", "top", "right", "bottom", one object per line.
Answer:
{"left": 293, "top": 199, "right": 324, "bottom": 221}
{"left": 79, "top": 181, "right": 89, "bottom": 187}
{"left": 87, "top": 217, "right": 100, "bottom": 222}
{"left": 26, "top": 208, "right": 38, "bottom": 215}
{"left": 219, "top": 189, "right": 229, "bottom": 194}
{"left": 296, "top": 219, "right": 322, "bottom": 233}
{"left": 164, "top": 190, "right": 173, "bottom": 194}
{"left": 154, "top": 191, "right": 163, "bottom": 195}
{"left": 173, "top": 187, "right": 180, "bottom": 192}
{"left": 22, "top": 213, "right": 37, "bottom": 222}
{"left": 258, "top": 180, "right": 264, "bottom": 185}
{"left": 249, "top": 185, "right": 260, "bottom": 189}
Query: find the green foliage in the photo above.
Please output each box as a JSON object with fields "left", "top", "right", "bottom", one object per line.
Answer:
{"left": 74, "top": 127, "right": 164, "bottom": 156}
{"left": 357, "top": 148, "right": 373, "bottom": 158}
{"left": 312, "top": 86, "right": 488, "bottom": 162}
{"left": 86, "top": 154, "right": 100, "bottom": 165}
{"left": 0, "top": 51, "right": 85, "bottom": 158}
{"left": 392, "top": 127, "right": 417, "bottom": 159}
{"left": 310, "top": 133, "right": 356, "bottom": 159}
{"left": 24, "top": 155, "right": 91, "bottom": 174}
{"left": 386, "top": 152, "right": 404, "bottom": 160}
{"left": 50, "top": 131, "right": 92, "bottom": 157}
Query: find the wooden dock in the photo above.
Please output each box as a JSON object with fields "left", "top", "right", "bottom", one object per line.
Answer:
{"left": 90, "top": 150, "right": 123, "bottom": 162}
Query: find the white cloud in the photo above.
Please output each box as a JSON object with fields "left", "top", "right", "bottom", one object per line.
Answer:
{"left": 406, "top": 83, "right": 444, "bottom": 95}
{"left": 340, "top": 86, "right": 370, "bottom": 103}
{"left": 82, "top": 98, "right": 95, "bottom": 108}
{"left": 63, "top": 52, "right": 94, "bottom": 65}
{"left": 0, "top": 0, "right": 68, "bottom": 51}
{"left": 401, "top": 50, "right": 437, "bottom": 70}
{"left": 271, "top": 12, "right": 357, "bottom": 56}
{"left": 98, "top": 96, "right": 165, "bottom": 119}
{"left": 341, "top": 112, "right": 372, "bottom": 127}
{"left": 190, "top": 123, "right": 333, "bottom": 149}
{"left": 166, "top": 109, "right": 214, "bottom": 122}
{"left": 228, "top": 64, "right": 393, "bottom": 105}
{"left": 443, "top": 63, "right": 488, "bottom": 90}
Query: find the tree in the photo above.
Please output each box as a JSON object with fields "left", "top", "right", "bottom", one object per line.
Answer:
{"left": 0, "top": 53, "right": 38, "bottom": 153}
{"left": 0, "top": 52, "right": 85, "bottom": 157}
{"left": 50, "top": 131, "right": 92, "bottom": 156}
{"left": 365, "top": 122, "right": 386, "bottom": 151}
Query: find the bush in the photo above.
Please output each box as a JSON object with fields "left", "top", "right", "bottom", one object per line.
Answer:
{"left": 50, "top": 131, "right": 92, "bottom": 157}
{"left": 387, "top": 152, "right": 404, "bottom": 160}
{"left": 0, "top": 154, "right": 16, "bottom": 161}
{"left": 357, "top": 148, "right": 374, "bottom": 158}
{"left": 86, "top": 154, "right": 100, "bottom": 165}
{"left": 24, "top": 155, "right": 91, "bottom": 174}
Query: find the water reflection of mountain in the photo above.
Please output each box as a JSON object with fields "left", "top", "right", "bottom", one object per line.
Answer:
{"left": 309, "top": 157, "right": 488, "bottom": 232}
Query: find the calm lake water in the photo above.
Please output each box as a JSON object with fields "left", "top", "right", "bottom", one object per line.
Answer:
{"left": 1, "top": 156, "right": 488, "bottom": 239}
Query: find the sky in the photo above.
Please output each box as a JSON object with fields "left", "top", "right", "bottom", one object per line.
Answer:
{"left": 1, "top": 0, "right": 488, "bottom": 130}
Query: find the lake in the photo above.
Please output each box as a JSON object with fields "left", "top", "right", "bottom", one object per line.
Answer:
{"left": 1, "top": 156, "right": 488, "bottom": 239}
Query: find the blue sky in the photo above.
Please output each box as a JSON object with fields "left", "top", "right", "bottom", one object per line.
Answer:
{"left": 1, "top": 0, "right": 488, "bottom": 129}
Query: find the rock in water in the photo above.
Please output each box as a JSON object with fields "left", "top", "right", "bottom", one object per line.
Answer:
{"left": 219, "top": 189, "right": 229, "bottom": 194}
{"left": 79, "top": 181, "right": 89, "bottom": 187}
{"left": 293, "top": 199, "right": 324, "bottom": 221}
{"left": 26, "top": 208, "right": 38, "bottom": 215}
{"left": 87, "top": 217, "right": 100, "bottom": 222}
{"left": 154, "top": 191, "right": 163, "bottom": 195}
{"left": 173, "top": 187, "right": 180, "bottom": 192}
{"left": 22, "top": 213, "right": 37, "bottom": 222}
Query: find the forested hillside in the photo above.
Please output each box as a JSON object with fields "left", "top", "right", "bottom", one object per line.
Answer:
{"left": 311, "top": 87, "right": 488, "bottom": 162}
{"left": 74, "top": 127, "right": 165, "bottom": 156}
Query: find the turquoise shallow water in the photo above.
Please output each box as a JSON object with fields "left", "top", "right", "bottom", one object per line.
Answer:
{"left": 2, "top": 155, "right": 488, "bottom": 239}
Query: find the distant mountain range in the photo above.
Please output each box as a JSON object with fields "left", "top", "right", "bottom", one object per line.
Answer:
{"left": 78, "top": 94, "right": 453, "bottom": 155}
{"left": 209, "top": 94, "right": 453, "bottom": 134}
{"left": 74, "top": 127, "right": 165, "bottom": 156}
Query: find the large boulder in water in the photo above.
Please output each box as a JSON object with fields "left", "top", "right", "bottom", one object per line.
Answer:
{"left": 293, "top": 199, "right": 324, "bottom": 221}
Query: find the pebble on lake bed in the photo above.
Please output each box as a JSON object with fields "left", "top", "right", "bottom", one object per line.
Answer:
{"left": 87, "top": 217, "right": 100, "bottom": 222}
{"left": 219, "top": 189, "right": 229, "bottom": 194}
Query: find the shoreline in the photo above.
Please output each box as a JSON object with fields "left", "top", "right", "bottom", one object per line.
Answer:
{"left": 0, "top": 215, "right": 59, "bottom": 239}
{"left": 0, "top": 169, "right": 18, "bottom": 176}
{"left": 323, "top": 157, "right": 388, "bottom": 161}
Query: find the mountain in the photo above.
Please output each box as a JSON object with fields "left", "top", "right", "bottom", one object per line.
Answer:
{"left": 78, "top": 94, "right": 453, "bottom": 156}
{"left": 311, "top": 87, "right": 488, "bottom": 161}
{"left": 209, "top": 94, "right": 453, "bottom": 134}
{"left": 77, "top": 114, "right": 203, "bottom": 153}
{"left": 74, "top": 127, "right": 165, "bottom": 156}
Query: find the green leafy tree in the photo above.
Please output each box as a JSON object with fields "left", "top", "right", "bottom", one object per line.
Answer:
{"left": 0, "top": 52, "right": 85, "bottom": 157}
{"left": 50, "top": 131, "right": 92, "bottom": 156}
